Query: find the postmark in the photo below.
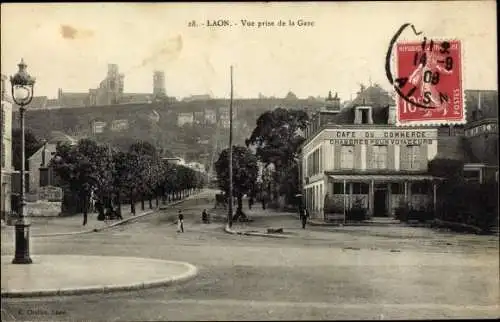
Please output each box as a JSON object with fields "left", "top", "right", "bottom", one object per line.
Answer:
{"left": 385, "top": 24, "right": 466, "bottom": 126}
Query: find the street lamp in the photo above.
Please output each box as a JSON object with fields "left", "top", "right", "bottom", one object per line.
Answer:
{"left": 10, "top": 58, "right": 36, "bottom": 264}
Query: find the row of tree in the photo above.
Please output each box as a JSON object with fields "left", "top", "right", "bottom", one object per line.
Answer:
{"left": 214, "top": 108, "right": 309, "bottom": 221}
{"left": 50, "top": 139, "right": 205, "bottom": 225}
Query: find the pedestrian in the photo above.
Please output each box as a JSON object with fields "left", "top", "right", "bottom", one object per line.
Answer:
{"left": 300, "top": 207, "right": 309, "bottom": 229}
{"left": 177, "top": 210, "right": 184, "bottom": 233}
{"left": 202, "top": 209, "right": 209, "bottom": 224}
{"left": 248, "top": 197, "right": 254, "bottom": 210}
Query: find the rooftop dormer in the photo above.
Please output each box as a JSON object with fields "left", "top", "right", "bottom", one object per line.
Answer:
{"left": 354, "top": 105, "right": 373, "bottom": 125}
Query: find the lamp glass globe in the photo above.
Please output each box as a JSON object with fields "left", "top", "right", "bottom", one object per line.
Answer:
{"left": 13, "top": 85, "right": 31, "bottom": 103}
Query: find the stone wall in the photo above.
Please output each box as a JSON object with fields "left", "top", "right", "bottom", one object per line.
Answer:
{"left": 25, "top": 200, "right": 61, "bottom": 217}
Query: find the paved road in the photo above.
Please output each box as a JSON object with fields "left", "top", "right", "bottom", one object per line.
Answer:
{"left": 2, "top": 192, "right": 499, "bottom": 321}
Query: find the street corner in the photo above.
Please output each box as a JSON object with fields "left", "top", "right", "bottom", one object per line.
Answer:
{"left": 1, "top": 255, "right": 198, "bottom": 298}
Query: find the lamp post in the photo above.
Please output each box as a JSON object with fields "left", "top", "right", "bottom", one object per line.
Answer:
{"left": 10, "top": 58, "right": 36, "bottom": 264}
{"left": 227, "top": 66, "right": 234, "bottom": 228}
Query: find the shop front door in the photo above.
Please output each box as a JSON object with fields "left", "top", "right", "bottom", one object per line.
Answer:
{"left": 373, "top": 189, "right": 387, "bottom": 216}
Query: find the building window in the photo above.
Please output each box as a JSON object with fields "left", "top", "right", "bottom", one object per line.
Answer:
{"left": 306, "top": 148, "right": 321, "bottom": 177}
{"left": 361, "top": 110, "right": 369, "bottom": 124}
{"left": 463, "top": 169, "right": 481, "bottom": 184}
{"left": 370, "top": 145, "right": 388, "bottom": 169}
{"left": 352, "top": 183, "right": 369, "bottom": 194}
{"left": 333, "top": 183, "right": 345, "bottom": 194}
{"left": 406, "top": 145, "right": 421, "bottom": 170}
{"left": 340, "top": 145, "right": 354, "bottom": 169}
{"left": 390, "top": 183, "right": 402, "bottom": 194}
{"left": 411, "top": 182, "right": 429, "bottom": 194}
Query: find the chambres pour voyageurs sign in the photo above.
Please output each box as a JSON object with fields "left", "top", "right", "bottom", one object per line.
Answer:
{"left": 327, "top": 129, "right": 437, "bottom": 145}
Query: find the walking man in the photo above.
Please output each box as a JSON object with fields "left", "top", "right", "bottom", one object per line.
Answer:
{"left": 177, "top": 210, "right": 184, "bottom": 233}
{"left": 202, "top": 209, "right": 210, "bottom": 224}
{"left": 300, "top": 207, "right": 309, "bottom": 229}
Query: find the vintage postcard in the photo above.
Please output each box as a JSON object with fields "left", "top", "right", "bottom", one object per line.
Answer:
{"left": 1, "top": 2, "right": 498, "bottom": 321}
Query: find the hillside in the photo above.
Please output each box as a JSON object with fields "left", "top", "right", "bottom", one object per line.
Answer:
{"left": 15, "top": 98, "right": 325, "bottom": 165}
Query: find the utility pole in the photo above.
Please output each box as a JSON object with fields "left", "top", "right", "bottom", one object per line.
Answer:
{"left": 228, "top": 66, "right": 234, "bottom": 228}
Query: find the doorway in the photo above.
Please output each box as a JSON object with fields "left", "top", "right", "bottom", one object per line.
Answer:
{"left": 373, "top": 189, "right": 387, "bottom": 216}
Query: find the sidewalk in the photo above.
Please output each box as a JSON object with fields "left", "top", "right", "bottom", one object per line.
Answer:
{"left": 308, "top": 217, "right": 402, "bottom": 227}
{"left": 1, "top": 191, "right": 206, "bottom": 237}
{"left": 220, "top": 208, "right": 438, "bottom": 240}
{"left": 1, "top": 255, "right": 198, "bottom": 298}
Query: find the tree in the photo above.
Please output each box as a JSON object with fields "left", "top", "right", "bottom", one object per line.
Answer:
{"left": 129, "top": 140, "right": 158, "bottom": 158}
{"left": 214, "top": 146, "right": 258, "bottom": 220}
{"left": 50, "top": 139, "right": 114, "bottom": 225}
{"left": 12, "top": 128, "right": 43, "bottom": 170}
{"left": 284, "top": 91, "right": 298, "bottom": 100}
{"left": 245, "top": 108, "right": 309, "bottom": 206}
{"left": 428, "top": 158, "right": 464, "bottom": 181}
{"left": 112, "top": 150, "right": 140, "bottom": 215}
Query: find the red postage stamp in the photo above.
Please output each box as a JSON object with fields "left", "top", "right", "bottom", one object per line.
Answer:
{"left": 394, "top": 39, "right": 464, "bottom": 126}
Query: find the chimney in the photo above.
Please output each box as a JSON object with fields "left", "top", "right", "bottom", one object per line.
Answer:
{"left": 325, "top": 91, "right": 341, "bottom": 113}
{"left": 332, "top": 92, "right": 340, "bottom": 110}
{"left": 388, "top": 105, "right": 396, "bottom": 124}
{"left": 354, "top": 108, "right": 362, "bottom": 124}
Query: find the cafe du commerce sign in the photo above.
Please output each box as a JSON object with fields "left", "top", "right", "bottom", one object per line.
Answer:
{"left": 328, "top": 129, "right": 437, "bottom": 145}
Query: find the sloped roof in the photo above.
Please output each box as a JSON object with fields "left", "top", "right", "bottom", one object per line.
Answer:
{"left": 46, "top": 99, "right": 60, "bottom": 107}
{"left": 60, "top": 92, "right": 88, "bottom": 107}
{"left": 28, "top": 143, "right": 57, "bottom": 162}
{"left": 322, "top": 105, "right": 390, "bottom": 125}
{"left": 47, "top": 131, "right": 78, "bottom": 145}
{"left": 346, "top": 84, "right": 395, "bottom": 108}
{"left": 323, "top": 84, "right": 393, "bottom": 125}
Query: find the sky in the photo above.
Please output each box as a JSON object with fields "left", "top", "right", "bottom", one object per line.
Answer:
{"left": 1, "top": 2, "right": 497, "bottom": 101}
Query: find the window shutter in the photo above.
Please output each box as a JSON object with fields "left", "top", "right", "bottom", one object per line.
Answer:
{"left": 354, "top": 145, "right": 362, "bottom": 169}
{"left": 387, "top": 145, "right": 395, "bottom": 170}
{"left": 366, "top": 145, "right": 373, "bottom": 169}
{"left": 400, "top": 145, "right": 407, "bottom": 170}
{"left": 419, "top": 145, "right": 428, "bottom": 171}
{"left": 334, "top": 144, "right": 342, "bottom": 170}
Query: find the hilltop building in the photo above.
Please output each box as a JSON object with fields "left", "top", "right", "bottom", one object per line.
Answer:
{"left": 15, "top": 65, "right": 168, "bottom": 110}
{"left": 153, "top": 71, "right": 167, "bottom": 98}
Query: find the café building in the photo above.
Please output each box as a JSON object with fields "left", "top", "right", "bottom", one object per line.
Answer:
{"left": 300, "top": 87, "right": 440, "bottom": 219}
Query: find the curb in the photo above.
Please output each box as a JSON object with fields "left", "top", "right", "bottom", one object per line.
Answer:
{"left": 1, "top": 261, "right": 198, "bottom": 298}
{"left": 31, "top": 197, "right": 197, "bottom": 238}
{"left": 224, "top": 224, "right": 290, "bottom": 239}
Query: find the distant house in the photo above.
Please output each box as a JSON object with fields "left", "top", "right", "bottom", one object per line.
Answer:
{"left": 119, "top": 93, "right": 152, "bottom": 105}
{"left": 28, "top": 131, "right": 78, "bottom": 195}
{"left": 162, "top": 156, "right": 185, "bottom": 165}
{"left": 186, "top": 162, "right": 206, "bottom": 173}
{"left": 92, "top": 120, "right": 107, "bottom": 134}
{"left": 193, "top": 111, "right": 204, "bottom": 124}
{"left": 58, "top": 89, "right": 89, "bottom": 108}
{"left": 204, "top": 109, "right": 217, "bottom": 124}
{"left": 182, "top": 94, "right": 212, "bottom": 102}
{"left": 110, "top": 119, "right": 130, "bottom": 132}
{"left": 177, "top": 112, "right": 194, "bottom": 127}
